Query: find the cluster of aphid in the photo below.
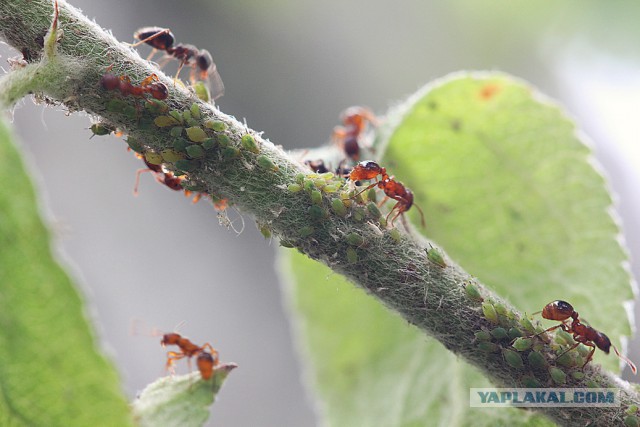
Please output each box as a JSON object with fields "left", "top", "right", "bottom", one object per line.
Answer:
{"left": 302, "top": 107, "right": 425, "bottom": 231}
{"left": 160, "top": 332, "right": 219, "bottom": 380}
{"left": 466, "top": 281, "right": 637, "bottom": 386}
{"left": 92, "top": 25, "right": 235, "bottom": 208}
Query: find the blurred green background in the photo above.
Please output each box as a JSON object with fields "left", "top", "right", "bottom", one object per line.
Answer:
{"left": 3, "top": 1, "right": 640, "bottom": 425}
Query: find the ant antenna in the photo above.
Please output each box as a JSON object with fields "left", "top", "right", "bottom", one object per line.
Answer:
{"left": 613, "top": 346, "right": 638, "bottom": 375}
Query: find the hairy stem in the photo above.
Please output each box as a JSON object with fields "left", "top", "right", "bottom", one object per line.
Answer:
{"left": 0, "top": 0, "right": 638, "bottom": 425}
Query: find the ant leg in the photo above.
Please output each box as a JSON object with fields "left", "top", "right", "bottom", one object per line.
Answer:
{"left": 146, "top": 48, "right": 158, "bottom": 61}
{"left": 166, "top": 351, "right": 186, "bottom": 374}
{"left": 414, "top": 202, "right": 426, "bottom": 228}
{"left": 133, "top": 168, "right": 152, "bottom": 196}
{"left": 173, "top": 61, "right": 186, "bottom": 82}
{"left": 613, "top": 346, "right": 638, "bottom": 375}
{"left": 140, "top": 73, "right": 159, "bottom": 87}
{"left": 377, "top": 195, "right": 389, "bottom": 208}
{"left": 351, "top": 182, "right": 378, "bottom": 200}
{"left": 578, "top": 343, "right": 597, "bottom": 369}
{"left": 201, "top": 343, "right": 219, "bottom": 360}
{"left": 555, "top": 341, "right": 582, "bottom": 361}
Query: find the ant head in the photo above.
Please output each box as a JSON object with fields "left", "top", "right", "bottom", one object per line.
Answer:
{"left": 542, "top": 300, "right": 574, "bottom": 321}
{"left": 161, "top": 332, "right": 181, "bottom": 347}
{"left": 305, "top": 159, "right": 329, "bottom": 174}
{"left": 100, "top": 73, "right": 120, "bottom": 91}
{"left": 343, "top": 137, "right": 360, "bottom": 160}
{"left": 341, "top": 106, "right": 375, "bottom": 128}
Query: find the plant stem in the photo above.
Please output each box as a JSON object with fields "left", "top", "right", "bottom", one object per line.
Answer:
{"left": 0, "top": 0, "right": 638, "bottom": 424}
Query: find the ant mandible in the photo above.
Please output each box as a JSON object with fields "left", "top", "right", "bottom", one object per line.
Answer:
{"left": 349, "top": 160, "right": 425, "bottom": 228}
{"left": 132, "top": 27, "right": 225, "bottom": 100}
{"left": 100, "top": 72, "right": 168, "bottom": 100}
{"left": 332, "top": 106, "right": 377, "bottom": 161}
{"left": 534, "top": 300, "right": 637, "bottom": 374}
{"left": 161, "top": 332, "right": 219, "bottom": 380}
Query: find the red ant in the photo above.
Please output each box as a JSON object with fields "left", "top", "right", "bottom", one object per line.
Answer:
{"left": 349, "top": 161, "right": 425, "bottom": 228}
{"left": 534, "top": 300, "right": 637, "bottom": 374}
{"left": 100, "top": 72, "right": 168, "bottom": 100}
{"left": 332, "top": 106, "right": 377, "bottom": 161}
{"left": 160, "top": 332, "right": 219, "bottom": 380}
{"left": 132, "top": 27, "right": 224, "bottom": 100}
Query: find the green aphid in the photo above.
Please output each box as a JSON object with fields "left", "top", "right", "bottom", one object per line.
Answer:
{"left": 367, "top": 188, "right": 377, "bottom": 203}
{"left": 295, "top": 173, "right": 305, "bottom": 184}
{"left": 346, "top": 247, "right": 358, "bottom": 263}
{"left": 389, "top": 228, "right": 401, "bottom": 243}
{"left": 182, "top": 110, "right": 192, "bottom": 122}
{"left": 571, "top": 371, "right": 585, "bottom": 381}
{"left": 555, "top": 352, "right": 575, "bottom": 368}
{"left": 175, "top": 159, "right": 198, "bottom": 173}
{"left": 503, "top": 349, "right": 524, "bottom": 369}
{"left": 126, "top": 137, "right": 143, "bottom": 153}
{"left": 303, "top": 180, "right": 315, "bottom": 192}
{"left": 299, "top": 226, "right": 314, "bottom": 238}
{"left": 527, "top": 351, "right": 547, "bottom": 369}
{"left": 482, "top": 302, "right": 499, "bottom": 324}
{"left": 257, "top": 155, "right": 278, "bottom": 171}
{"left": 241, "top": 134, "right": 260, "bottom": 153}
{"left": 123, "top": 106, "right": 137, "bottom": 119}
{"left": 353, "top": 207, "right": 366, "bottom": 222}
{"left": 555, "top": 330, "right": 574, "bottom": 346}
{"left": 204, "top": 120, "right": 227, "bottom": 131}
{"left": 378, "top": 217, "right": 388, "bottom": 228}
{"left": 331, "top": 198, "right": 347, "bottom": 216}
{"left": 308, "top": 205, "right": 326, "bottom": 222}
{"left": 90, "top": 123, "right": 115, "bottom": 136}
{"left": 519, "top": 316, "right": 537, "bottom": 335}
{"left": 193, "top": 81, "right": 211, "bottom": 103}
{"left": 186, "top": 126, "right": 208, "bottom": 143}
{"left": 474, "top": 330, "right": 492, "bottom": 342}
{"left": 426, "top": 246, "right": 446, "bottom": 268}
{"left": 160, "top": 149, "right": 184, "bottom": 163}
{"left": 169, "top": 110, "right": 184, "bottom": 124}
{"left": 170, "top": 126, "right": 184, "bottom": 137}
{"left": 144, "top": 151, "right": 163, "bottom": 166}
{"left": 145, "top": 99, "right": 169, "bottom": 114}
{"left": 106, "top": 99, "right": 128, "bottom": 113}
{"left": 217, "top": 134, "right": 231, "bottom": 148}
{"left": 323, "top": 184, "right": 338, "bottom": 193}
{"left": 521, "top": 376, "right": 542, "bottom": 388}
{"left": 490, "top": 327, "right": 508, "bottom": 340}
{"left": 186, "top": 118, "right": 199, "bottom": 128}
{"left": 512, "top": 337, "right": 533, "bottom": 352}
{"left": 320, "top": 172, "right": 334, "bottom": 180}
{"left": 367, "top": 202, "right": 381, "bottom": 218}
{"left": 190, "top": 103, "right": 201, "bottom": 119}
{"left": 464, "top": 282, "right": 483, "bottom": 302}
{"left": 624, "top": 416, "right": 640, "bottom": 427}
{"left": 173, "top": 138, "right": 189, "bottom": 153}
{"left": 508, "top": 328, "right": 523, "bottom": 340}
{"left": 346, "top": 233, "right": 364, "bottom": 247}
{"left": 494, "top": 303, "right": 508, "bottom": 316}
{"left": 477, "top": 342, "right": 499, "bottom": 353}
{"left": 258, "top": 224, "right": 271, "bottom": 239}
{"left": 186, "top": 144, "right": 205, "bottom": 159}
{"left": 313, "top": 179, "right": 326, "bottom": 189}
{"left": 549, "top": 367, "right": 566, "bottom": 385}
{"left": 202, "top": 139, "right": 216, "bottom": 150}
{"left": 222, "top": 147, "right": 240, "bottom": 159}
{"left": 310, "top": 190, "right": 322, "bottom": 206}
{"left": 154, "top": 116, "right": 180, "bottom": 127}
{"left": 288, "top": 183, "right": 302, "bottom": 193}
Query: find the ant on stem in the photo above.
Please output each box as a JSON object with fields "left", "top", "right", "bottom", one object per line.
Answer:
{"left": 160, "top": 332, "right": 219, "bottom": 380}
{"left": 349, "top": 160, "right": 425, "bottom": 228}
{"left": 100, "top": 72, "right": 168, "bottom": 100}
{"left": 533, "top": 300, "right": 637, "bottom": 374}
{"left": 332, "top": 106, "right": 377, "bottom": 161}
{"left": 131, "top": 27, "right": 224, "bottom": 100}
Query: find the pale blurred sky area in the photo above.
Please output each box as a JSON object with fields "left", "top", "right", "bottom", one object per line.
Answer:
{"left": 3, "top": 1, "right": 640, "bottom": 426}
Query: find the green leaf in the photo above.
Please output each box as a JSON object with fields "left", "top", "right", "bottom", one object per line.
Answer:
{"left": 383, "top": 72, "right": 632, "bottom": 371}
{"left": 0, "top": 119, "right": 133, "bottom": 426}
{"left": 132, "top": 364, "right": 237, "bottom": 427}
{"left": 280, "top": 252, "right": 546, "bottom": 426}
{"left": 281, "top": 72, "right": 631, "bottom": 426}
